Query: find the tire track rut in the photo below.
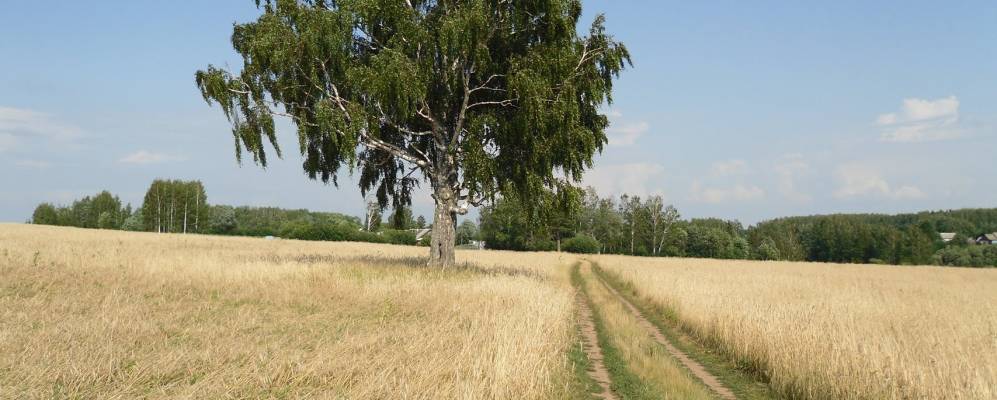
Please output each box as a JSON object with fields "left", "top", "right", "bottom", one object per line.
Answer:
{"left": 590, "top": 262, "right": 738, "bottom": 400}
{"left": 576, "top": 289, "right": 618, "bottom": 400}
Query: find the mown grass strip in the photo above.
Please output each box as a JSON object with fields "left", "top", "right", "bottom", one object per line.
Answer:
{"left": 592, "top": 263, "right": 779, "bottom": 400}
{"left": 572, "top": 263, "right": 664, "bottom": 400}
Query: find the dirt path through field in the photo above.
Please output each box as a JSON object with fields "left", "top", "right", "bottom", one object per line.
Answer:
{"left": 589, "top": 261, "right": 738, "bottom": 400}
{"left": 576, "top": 287, "right": 617, "bottom": 400}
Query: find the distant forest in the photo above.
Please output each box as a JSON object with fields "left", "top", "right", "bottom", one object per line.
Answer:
{"left": 29, "top": 179, "right": 422, "bottom": 247}
{"left": 478, "top": 187, "right": 997, "bottom": 268}
{"left": 29, "top": 181, "right": 997, "bottom": 268}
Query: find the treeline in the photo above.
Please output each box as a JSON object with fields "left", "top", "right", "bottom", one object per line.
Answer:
{"left": 141, "top": 180, "right": 209, "bottom": 233}
{"left": 29, "top": 181, "right": 996, "bottom": 268}
{"left": 750, "top": 210, "right": 997, "bottom": 267}
{"left": 29, "top": 180, "right": 423, "bottom": 246}
{"left": 478, "top": 187, "right": 997, "bottom": 268}
{"left": 31, "top": 191, "right": 135, "bottom": 230}
{"left": 205, "top": 204, "right": 419, "bottom": 245}
{"left": 479, "top": 187, "right": 748, "bottom": 259}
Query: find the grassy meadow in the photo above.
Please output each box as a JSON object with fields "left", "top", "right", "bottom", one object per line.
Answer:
{"left": 2, "top": 223, "right": 995, "bottom": 399}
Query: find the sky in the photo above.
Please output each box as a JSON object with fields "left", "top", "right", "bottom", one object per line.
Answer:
{"left": 2, "top": 1, "right": 996, "bottom": 225}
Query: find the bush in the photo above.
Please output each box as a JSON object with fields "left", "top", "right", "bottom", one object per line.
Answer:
{"left": 348, "top": 230, "right": 387, "bottom": 244}
{"left": 381, "top": 229, "right": 417, "bottom": 246}
{"left": 280, "top": 219, "right": 354, "bottom": 242}
{"left": 562, "top": 235, "right": 601, "bottom": 254}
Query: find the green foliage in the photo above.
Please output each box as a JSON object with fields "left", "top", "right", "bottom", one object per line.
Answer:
{"left": 121, "top": 209, "right": 145, "bottom": 232}
{"left": 30, "top": 191, "right": 130, "bottom": 230}
{"left": 686, "top": 225, "right": 728, "bottom": 259}
{"left": 381, "top": 229, "right": 417, "bottom": 246}
{"left": 478, "top": 184, "right": 580, "bottom": 251}
{"left": 456, "top": 220, "right": 478, "bottom": 245}
{"left": 748, "top": 209, "right": 997, "bottom": 267}
{"left": 934, "top": 245, "right": 997, "bottom": 267}
{"left": 197, "top": 0, "right": 630, "bottom": 265}
{"left": 388, "top": 205, "right": 416, "bottom": 230}
{"left": 222, "top": 205, "right": 361, "bottom": 237}
{"left": 31, "top": 203, "right": 60, "bottom": 225}
{"left": 141, "top": 180, "right": 209, "bottom": 233}
{"left": 754, "top": 237, "right": 781, "bottom": 261}
{"left": 562, "top": 235, "right": 600, "bottom": 254}
{"left": 208, "top": 205, "right": 238, "bottom": 234}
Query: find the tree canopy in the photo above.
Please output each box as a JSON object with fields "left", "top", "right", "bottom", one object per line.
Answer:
{"left": 196, "top": 0, "right": 630, "bottom": 266}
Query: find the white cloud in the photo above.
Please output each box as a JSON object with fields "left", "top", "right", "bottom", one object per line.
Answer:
{"left": 606, "top": 121, "right": 649, "bottom": 146}
{"left": 0, "top": 106, "right": 82, "bottom": 152}
{"left": 690, "top": 182, "right": 765, "bottom": 204}
{"left": 584, "top": 163, "right": 665, "bottom": 197}
{"left": 773, "top": 154, "right": 812, "bottom": 202}
{"left": 902, "top": 96, "right": 959, "bottom": 121}
{"left": 14, "top": 160, "right": 52, "bottom": 169}
{"left": 710, "top": 159, "right": 749, "bottom": 177}
{"left": 875, "top": 113, "right": 898, "bottom": 125}
{"left": 119, "top": 150, "right": 184, "bottom": 165}
{"left": 875, "top": 96, "right": 962, "bottom": 143}
{"left": 604, "top": 110, "right": 649, "bottom": 146}
{"left": 833, "top": 164, "right": 925, "bottom": 199}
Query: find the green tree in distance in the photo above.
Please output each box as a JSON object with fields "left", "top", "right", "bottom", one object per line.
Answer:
{"left": 31, "top": 203, "right": 60, "bottom": 226}
{"left": 195, "top": 0, "right": 630, "bottom": 267}
{"left": 456, "top": 220, "right": 478, "bottom": 245}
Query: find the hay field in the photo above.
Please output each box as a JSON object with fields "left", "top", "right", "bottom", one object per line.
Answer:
{"left": 0, "top": 224, "right": 579, "bottom": 399}
{"left": 592, "top": 255, "right": 997, "bottom": 400}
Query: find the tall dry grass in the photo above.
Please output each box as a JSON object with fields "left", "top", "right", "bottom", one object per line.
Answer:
{"left": 0, "top": 224, "right": 577, "bottom": 399}
{"left": 592, "top": 255, "right": 997, "bottom": 400}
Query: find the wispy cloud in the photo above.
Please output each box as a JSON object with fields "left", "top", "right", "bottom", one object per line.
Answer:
{"left": 584, "top": 162, "right": 665, "bottom": 197}
{"left": 604, "top": 110, "right": 649, "bottom": 146}
{"left": 13, "top": 160, "right": 52, "bottom": 169}
{"left": 119, "top": 150, "right": 185, "bottom": 165}
{"left": 690, "top": 182, "right": 765, "bottom": 204}
{"left": 0, "top": 106, "right": 83, "bottom": 152}
{"left": 876, "top": 96, "right": 962, "bottom": 143}
{"left": 773, "top": 154, "right": 812, "bottom": 202}
{"left": 710, "top": 159, "right": 749, "bottom": 177}
{"left": 833, "top": 164, "right": 925, "bottom": 199}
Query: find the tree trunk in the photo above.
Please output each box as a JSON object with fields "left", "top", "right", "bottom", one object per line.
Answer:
{"left": 630, "top": 227, "right": 635, "bottom": 255}
{"left": 183, "top": 199, "right": 188, "bottom": 234}
{"left": 428, "top": 189, "right": 457, "bottom": 268}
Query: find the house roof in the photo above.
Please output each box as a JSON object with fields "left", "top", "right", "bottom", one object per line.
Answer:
{"left": 940, "top": 232, "right": 957, "bottom": 240}
{"left": 985, "top": 233, "right": 997, "bottom": 241}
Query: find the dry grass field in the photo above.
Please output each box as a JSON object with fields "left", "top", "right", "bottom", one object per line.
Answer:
{"left": 4, "top": 223, "right": 996, "bottom": 399}
{"left": 592, "top": 255, "right": 997, "bottom": 400}
{"left": 0, "top": 224, "right": 581, "bottom": 399}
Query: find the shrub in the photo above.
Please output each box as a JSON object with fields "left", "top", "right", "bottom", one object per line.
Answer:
{"left": 381, "top": 230, "right": 417, "bottom": 246}
{"left": 562, "top": 235, "right": 601, "bottom": 254}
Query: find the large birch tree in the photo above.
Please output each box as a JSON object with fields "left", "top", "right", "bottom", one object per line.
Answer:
{"left": 196, "top": 0, "right": 629, "bottom": 267}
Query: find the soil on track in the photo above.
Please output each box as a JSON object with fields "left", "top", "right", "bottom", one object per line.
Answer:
{"left": 591, "top": 262, "right": 738, "bottom": 400}
{"left": 576, "top": 290, "right": 617, "bottom": 400}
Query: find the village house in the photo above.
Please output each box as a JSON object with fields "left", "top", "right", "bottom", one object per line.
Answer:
{"left": 974, "top": 233, "right": 997, "bottom": 245}
{"left": 939, "top": 232, "right": 957, "bottom": 243}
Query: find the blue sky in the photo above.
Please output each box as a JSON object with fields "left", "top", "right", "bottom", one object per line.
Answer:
{"left": 2, "top": 1, "right": 995, "bottom": 224}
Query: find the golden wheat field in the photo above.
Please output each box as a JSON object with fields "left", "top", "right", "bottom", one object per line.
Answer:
{"left": 592, "top": 255, "right": 997, "bottom": 400}
{"left": 0, "top": 224, "right": 581, "bottom": 399}
{"left": 3, "top": 223, "right": 996, "bottom": 400}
